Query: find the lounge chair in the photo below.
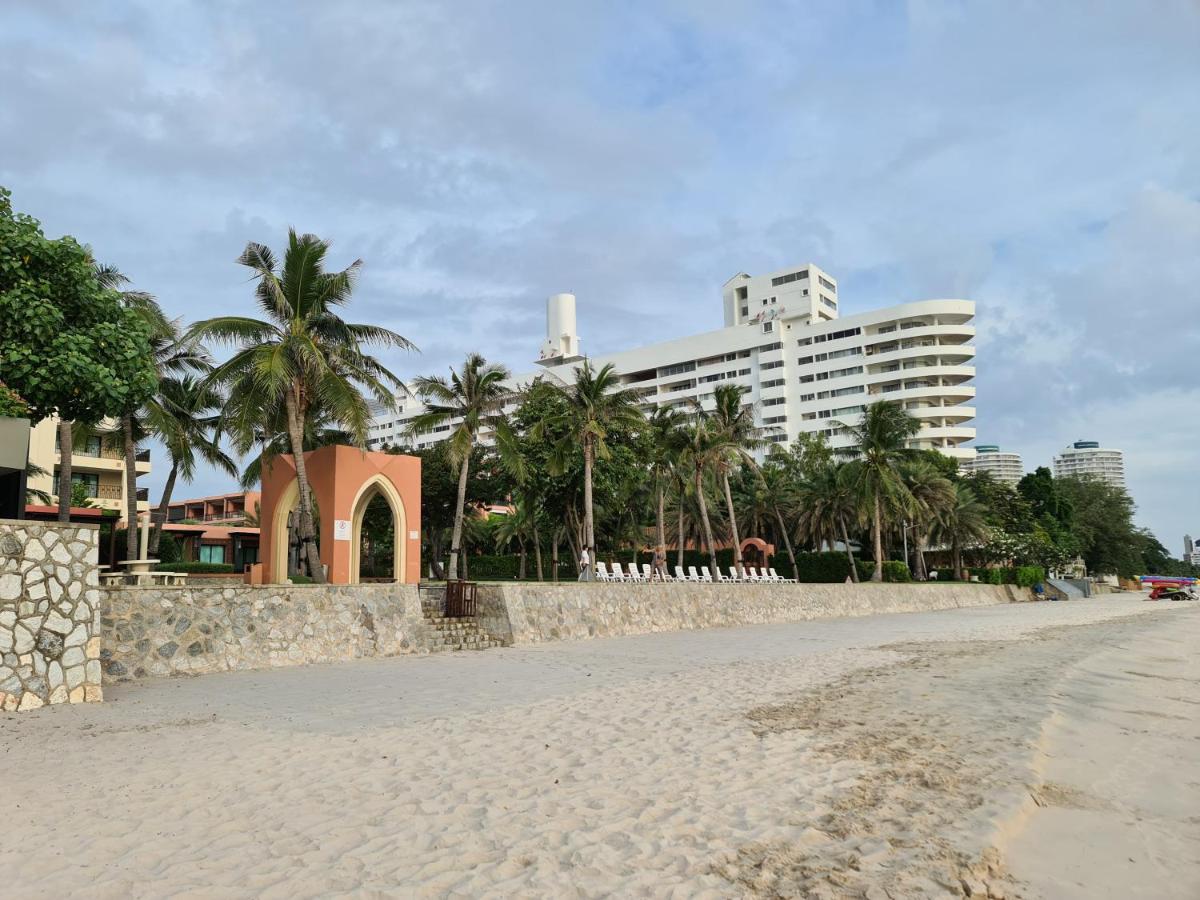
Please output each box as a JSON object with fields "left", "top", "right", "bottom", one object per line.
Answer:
{"left": 769, "top": 567, "right": 796, "bottom": 583}
{"left": 641, "top": 563, "right": 660, "bottom": 582}
{"left": 746, "top": 567, "right": 763, "bottom": 583}
{"left": 728, "top": 566, "right": 746, "bottom": 583}
{"left": 699, "top": 566, "right": 716, "bottom": 583}
{"left": 687, "top": 565, "right": 703, "bottom": 583}
{"left": 595, "top": 562, "right": 611, "bottom": 582}
{"left": 624, "top": 563, "right": 644, "bottom": 583}
{"left": 675, "top": 565, "right": 689, "bottom": 582}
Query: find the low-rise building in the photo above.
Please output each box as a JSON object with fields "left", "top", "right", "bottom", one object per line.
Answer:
{"left": 25, "top": 417, "right": 151, "bottom": 517}
{"left": 166, "top": 491, "right": 261, "bottom": 526}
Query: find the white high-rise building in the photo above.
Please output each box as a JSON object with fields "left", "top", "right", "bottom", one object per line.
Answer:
{"left": 959, "top": 444, "right": 1024, "bottom": 485}
{"left": 368, "top": 264, "right": 978, "bottom": 459}
{"left": 1052, "top": 440, "right": 1126, "bottom": 489}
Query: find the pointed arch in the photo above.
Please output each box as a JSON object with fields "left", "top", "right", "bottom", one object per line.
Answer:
{"left": 269, "top": 477, "right": 300, "bottom": 583}
{"left": 349, "top": 474, "right": 406, "bottom": 584}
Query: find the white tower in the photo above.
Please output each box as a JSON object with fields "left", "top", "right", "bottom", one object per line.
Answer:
{"left": 536, "top": 292, "right": 583, "bottom": 365}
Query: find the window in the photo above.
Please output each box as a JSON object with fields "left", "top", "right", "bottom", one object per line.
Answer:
{"left": 759, "top": 342, "right": 783, "bottom": 351}
{"left": 57, "top": 433, "right": 102, "bottom": 457}
{"left": 821, "top": 295, "right": 837, "bottom": 311}
{"left": 819, "top": 276, "right": 836, "bottom": 293}
{"left": 765, "top": 433, "right": 788, "bottom": 443}
{"left": 740, "top": 307, "right": 748, "bottom": 318}
{"left": 738, "top": 368, "right": 751, "bottom": 376}
{"left": 761, "top": 360, "right": 784, "bottom": 370}
{"left": 798, "top": 393, "right": 815, "bottom": 402}
{"left": 762, "top": 415, "right": 787, "bottom": 425}
{"left": 64, "top": 472, "right": 99, "bottom": 498}
{"left": 659, "top": 361, "right": 696, "bottom": 377}
{"left": 799, "top": 374, "right": 815, "bottom": 384}
{"left": 830, "top": 385, "right": 865, "bottom": 398}
{"left": 761, "top": 378, "right": 785, "bottom": 388}
{"left": 762, "top": 397, "right": 786, "bottom": 406}
{"left": 797, "top": 355, "right": 813, "bottom": 365}
{"left": 797, "top": 338, "right": 813, "bottom": 347}
{"left": 770, "top": 269, "right": 808, "bottom": 287}
{"left": 199, "top": 544, "right": 226, "bottom": 564}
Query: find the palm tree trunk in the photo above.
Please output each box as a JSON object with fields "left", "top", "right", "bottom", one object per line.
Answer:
{"left": 148, "top": 462, "right": 178, "bottom": 557}
{"left": 677, "top": 485, "right": 686, "bottom": 569}
{"left": 123, "top": 413, "right": 139, "bottom": 561}
{"left": 532, "top": 517, "right": 544, "bottom": 582}
{"left": 518, "top": 539, "right": 526, "bottom": 580}
{"left": 551, "top": 528, "right": 560, "bottom": 583}
{"left": 871, "top": 491, "right": 884, "bottom": 582}
{"left": 284, "top": 388, "right": 326, "bottom": 583}
{"left": 582, "top": 441, "right": 595, "bottom": 580}
{"left": 915, "top": 531, "right": 928, "bottom": 580}
{"left": 721, "top": 471, "right": 744, "bottom": 577}
{"left": 655, "top": 484, "right": 666, "bottom": 551}
{"left": 448, "top": 453, "right": 471, "bottom": 580}
{"left": 56, "top": 419, "right": 73, "bottom": 522}
{"left": 774, "top": 506, "right": 798, "bottom": 574}
{"left": 840, "top": 516, "right": 860, "bottom": 583}
{"left": 695, "top": 468, "right": 718, "bottom": 575}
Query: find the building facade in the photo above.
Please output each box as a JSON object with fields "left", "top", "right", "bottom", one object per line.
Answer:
{"left": 1052, "top": 440, "right": 1126, "bottom": 489}
{"left": 25, "top": 417, "right": 151, "bottom": 517}
{"left": 368, "top": 264, "right": 977, "bottom": 460}
{"left": 166, "top": 491, "right": 261, "bottom": 526}
{"left": 958, "top": 444, "right": 1023, "bottom": 485}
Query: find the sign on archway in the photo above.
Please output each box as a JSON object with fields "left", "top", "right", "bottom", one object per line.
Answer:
{"left": 258, "top": 445, "right": 421, "bottom": 585}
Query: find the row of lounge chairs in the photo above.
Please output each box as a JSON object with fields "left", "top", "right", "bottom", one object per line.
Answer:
{"left": 595, "top": 562, "right": 796, "bottom": 584}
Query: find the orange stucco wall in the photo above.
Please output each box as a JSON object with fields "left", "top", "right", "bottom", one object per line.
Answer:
{"left": 260, "top": 445, "right": 421, "bottom": 584}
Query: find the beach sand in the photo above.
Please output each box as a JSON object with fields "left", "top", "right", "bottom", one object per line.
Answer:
{"left": 1, "top": 596, "right": 1195, "bottom": 898}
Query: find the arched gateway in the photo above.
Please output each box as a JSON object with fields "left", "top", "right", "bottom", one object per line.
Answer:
{"left": 258, "top": 445, "right": 421, "bottom": 584}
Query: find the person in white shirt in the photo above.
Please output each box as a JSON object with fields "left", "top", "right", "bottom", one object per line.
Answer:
{"left": 578, "top": 547, "right": 592, "bottom": 582}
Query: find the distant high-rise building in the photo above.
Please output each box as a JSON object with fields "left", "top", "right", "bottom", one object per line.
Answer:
{"left": 1052, "top": 440, "right": 1126, "bottom": 489}
{"left": 1186, "top": 534, "right": 1194, "bottom": 559}
{"left": 958, "top": 444, "right": 1023, "bottom": 485}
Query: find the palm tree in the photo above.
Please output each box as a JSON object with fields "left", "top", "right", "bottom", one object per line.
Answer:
{"left": 753, "top": 458, "right": 800, "bottom": 575}
{"left": 836, "top": 401, "right": 920, "bottom": 582}
{"left": 646, "top": 407, "right": 687, "bottom": 554}
{"left": 681, "top": 420, "right": 723, "bottom": 576}
{"left": 145, "top": 375, "right": 238, "bottom": 557}
{"left": 902, "top": 461, "right": 956, "bottom": 580}
{"left": 934, "top": 482, "right": 990, "bottom": 580}
{"left": 703, "top": 384, "right": 764, "bottom": 577}
{"left": 190, "top": 230, "right": 413, "bottom": 582}
{"left": 795, "top": 462, "right": 862, "bottom": 581}
{"left": 534, "top": 361, "right": 644, "bottom": 580}
{"left": 407, "top": 353, "right": 514, "bottom": 580}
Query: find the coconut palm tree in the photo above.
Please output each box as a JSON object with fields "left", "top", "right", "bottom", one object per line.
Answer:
{"left": 836, "top": 401, "right": 920, "bottom": 581}
{"left": 681, "top": 419, "right": 724, "bottom": 576}
{"left": 902, "top": 460, "right": 956, "bottom": 580}
{"left": 189, "top": 230, "right": 413, "bottom": 582}
{"left": 145, "top": 375, "right": 238, "bottom": 557}
{"left": 934, "top": 482, "right": 990, "bottom": 580}
{"left": 646, "top": 406, "right": 688, "bottom": 554}
{"left": 753, "top": 457, "right": 800, "bottom": 575}
{"left": 406, "top": 353, "right": 515, "bottom": 580}
{"left": 702, "top": 384, "right": 764, "bottom": 577}
{"left": 795, "top": 462, "right": 862, "bottom": 581}
{"left": 533, "top": 361, "right": 644, "bottom": 580}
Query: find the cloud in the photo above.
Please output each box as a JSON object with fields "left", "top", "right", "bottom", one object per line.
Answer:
{"left": 1, "top": 0, "right": 1196, "bottom": 545}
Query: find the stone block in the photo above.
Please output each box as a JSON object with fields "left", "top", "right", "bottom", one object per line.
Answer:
{"left": 69, "top": 686, "right": 85, "bottom": 703}
{"left": 43, "top": 611, "right": 72, "bottom": 635}
{"left": 49, "top": 684, "right": 67, "bottom": 705}
{"left": 84, "top": 684, "right": 103, "bottom": 702}
{"left": 17, "top": 692, "right": 43, "bottom": 711}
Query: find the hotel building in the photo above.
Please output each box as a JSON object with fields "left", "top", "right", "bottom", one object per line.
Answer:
{"left": 25, "top": 417, "right": 151, "bottom": 517}
{"left": 958, "top": 444, "right": 1024, "bottom": 485}
{"left": 1052, "top": 440, "right": 1126, "bottom": 490}
{"left": 368, "top": 264, "right": 978, "bottom": 460}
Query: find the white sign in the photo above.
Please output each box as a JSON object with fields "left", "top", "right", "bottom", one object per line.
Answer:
{"left": 334, "top": 519, "right": 352, "bottom": 541}
{"left": 408, "top": 531, "right": 419, "bottom": 540}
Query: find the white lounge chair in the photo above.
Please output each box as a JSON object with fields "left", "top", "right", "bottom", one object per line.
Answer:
{"left": 746, "top": 567, "right": 763, "bottom": 583}
{"left": 687, "top": 565, "right": 703, "bottom": 583}
{"left": 641, "top": 563, "right": 659, "bottom": 582}
{"left": 715, "top": 566, "right": 733, "bottom": 583}
{"left": 727, "top": 566, "right": 744, "bottom": 583}
{"left": 624, "top": 563, "right": 644, "bottom": 583}
{"left": 595, "top": 562, "right": 611, "bottom": 582}
{"left": 770, "top": 567, "right": 796, "bottom": 583}
{"left": 675, "top": 565, "right": 689, "bottom": 582}
{"left": 612, "top": 562, "right": 631, "bottom": 582}
{"left": 699, "top": 566, "right": 715, "bottom": 583}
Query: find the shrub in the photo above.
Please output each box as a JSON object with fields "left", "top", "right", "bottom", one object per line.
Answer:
{"left": 856, "top": 560, "right": 874, "bottom": 582}
{"left": 1015, "top": 566, "right": 1045, "bottom": 587}
{"left": 154, "top": 562, "right": 235, "bottom": 574}
{"left": 882, "top": 561, "right": 911, "bottom": 582}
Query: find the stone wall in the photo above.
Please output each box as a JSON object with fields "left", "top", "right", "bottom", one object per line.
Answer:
{"left": 479, "top": 581, "right": 1027, "bottom": 645}
{"left": 0, "top": 519, "right": 102, "bottom": 711}
{"left": 101, "top": 583, "right": 443, "bottom": 679}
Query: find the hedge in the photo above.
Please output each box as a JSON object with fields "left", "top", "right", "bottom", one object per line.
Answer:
{"left": 855, "top": 560, "right": 912, "bottom": 582}
{"left": 966, "top": 566, "right": 1047, "bottom": 586}
{"left": 1015, "top": 566, "right": 1046, "bottom": 587}
{"left": 154, "top": 562, "right": 236, "bottom": 574}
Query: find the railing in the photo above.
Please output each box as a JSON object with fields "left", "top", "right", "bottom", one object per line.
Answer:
{"left": 445, "top": 580, "right": 478, "bottom": 618}
{"left": 96, "top": 485, "right": 121, "bottom": 500}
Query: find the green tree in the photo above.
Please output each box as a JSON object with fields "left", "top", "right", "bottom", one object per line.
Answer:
{"left": 190, "top": 230, "right": 412, "bottom": 582}
{"left": 407, "top": 353, "right": 515, "bottom": 580}
{"left": 145, "top": 375, "right": 237, "bottom": 557}
{"left": 836, "top": 401, "right": 920, "bottom": 581}
{"left": 681, "top": 419, "right": 724, "bottom": 576}
{"left": 533, "top": 362, "right": 644, "bottom": 579}
{"left": 703, "top": 384, "right": 764, "bottom": 577}
{"left": 1056, "top": 476, "right": 1142, "bottom": 577}
{"left": 646, "top": 406, "right": 688, "bottom": 554}
{"left": 902, "top": 460, "right": 956, "bottom": 580}
{"left": 795, "top": 462, "right": 861, "bottom": 581}
{"left": 0, "top": 188, "right": 157, "bottom": 521}
{"left": 933, "top": 482, "right": 990, "bottom": 580}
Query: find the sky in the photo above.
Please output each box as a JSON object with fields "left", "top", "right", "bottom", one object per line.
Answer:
{"left": 2, "top": 1, "right": 1198, "bottom": 551}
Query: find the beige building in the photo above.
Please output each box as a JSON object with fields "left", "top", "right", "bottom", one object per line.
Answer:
{"left": 958, "top": 444, "right": 1024, "bottom": 485}
{"left": 26, "top": 417, "right": 151, "bottom": 518}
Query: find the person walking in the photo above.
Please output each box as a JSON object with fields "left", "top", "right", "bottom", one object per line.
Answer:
{"left": 578, "top": 546, "right": 592, "bottom": 582}
{"left": 652, "top": 545, "right": 668, "bottom": 581}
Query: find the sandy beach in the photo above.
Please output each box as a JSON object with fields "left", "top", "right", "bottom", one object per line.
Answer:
{"left": 2, "top": 596, "right": 1196, "bottom": 898}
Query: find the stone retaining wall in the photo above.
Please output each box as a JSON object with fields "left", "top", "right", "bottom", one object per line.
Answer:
{"left": 0, "top": 519, "right": 102, "bottom": 711}
{"left": 480, "top": 581, "right": 1027, "bottom": 645}
{"left": 101, "top": 583, "right": 439, "bottom": 679}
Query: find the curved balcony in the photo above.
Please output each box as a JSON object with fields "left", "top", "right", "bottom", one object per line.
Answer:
{"left": 863, "top": 344, "right": 975, "bottom": 372}
{"left": 907, "top": 405, "right": 977, "bottom": 425}
{"left": 862, "top": 322, "right": 975, "bottom": 348}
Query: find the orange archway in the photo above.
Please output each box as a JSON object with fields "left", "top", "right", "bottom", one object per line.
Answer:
{"left": 739, "top": 537, "right": 775, "bottom": 569}
{"left": 258, "top": 445, "right": 421, "bottom": 584}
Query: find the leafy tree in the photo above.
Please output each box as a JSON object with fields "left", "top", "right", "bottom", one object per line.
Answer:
{"left": 533, "top": 362, "right": 644, "bottom": 579}
{"left": 0, "top": 188, "right": 157, "bottom": 520}
{"left": 703, "top": 384, "right": 764, "bottom": 577}
{"left": 681, "top": 419, "right": 725, "bottom": 575}
{"left": 190, "top": 230, "right": 412, "bottom": 581}
{"left": 933, "top": 483, "right": 990, "bottom": 580}
{"left": 407, "top": 353, "right": 515, "bottom": 580}
{"left": 902, "top": 460, "right": 956, "bottom": 580}
{"left": 836, "top": 401, "right": 920, "bottom": 581}
{"left": 1056, "top": 476, "right": 1142, "bottom": 577}
{"left": 0, "top": 382, "right": 28, "bottom": 418}
{"left": 794, "top": 462, "right": 861, "bottom": 581}
{"left": 646, "top": 407, "right": 688, "bottom": 554}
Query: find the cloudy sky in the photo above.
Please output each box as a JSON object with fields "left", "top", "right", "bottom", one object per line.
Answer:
{"left": 3, "top": 1, "right": 1198, "bottom": 550}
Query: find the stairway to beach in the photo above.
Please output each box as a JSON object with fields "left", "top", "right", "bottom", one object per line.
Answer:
{"left": 420, "top": 597, "right": 502, "bottom": 651}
